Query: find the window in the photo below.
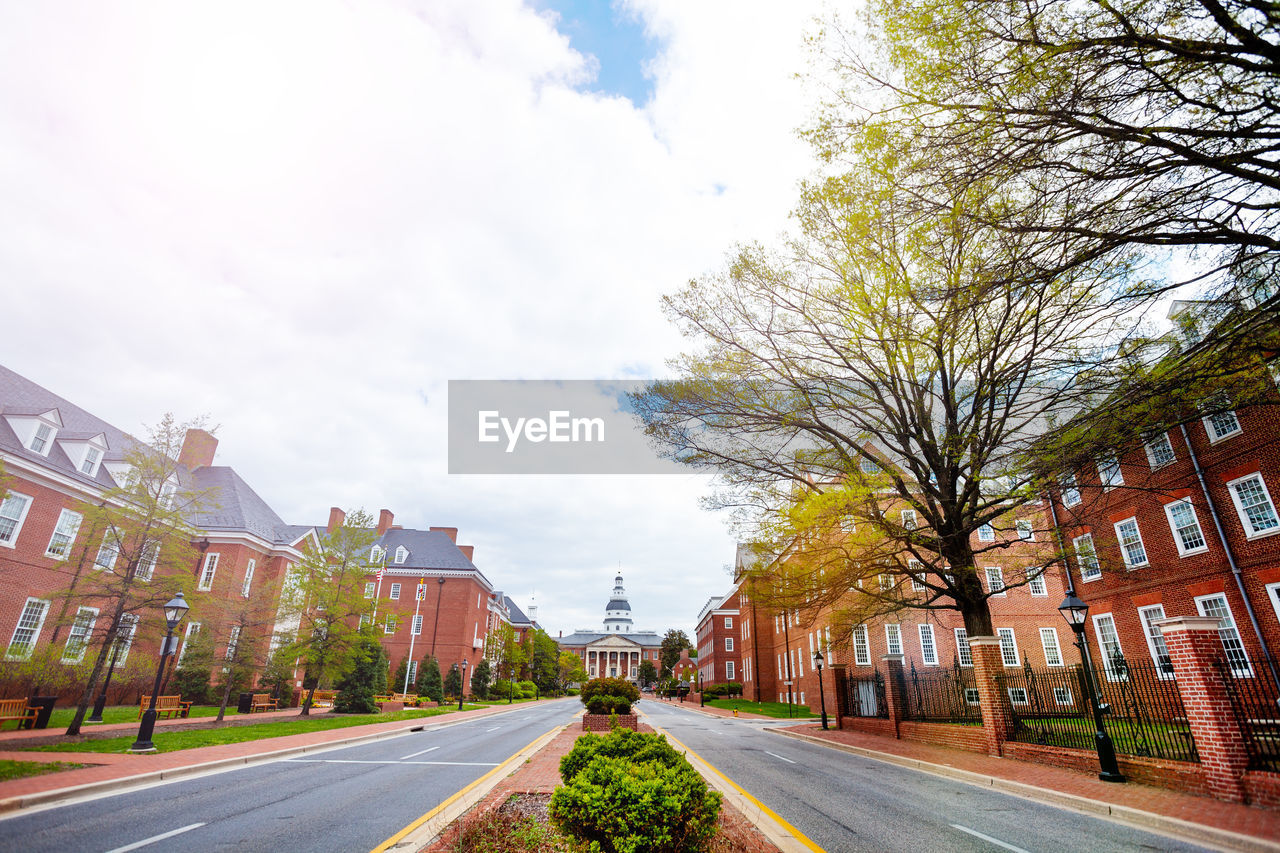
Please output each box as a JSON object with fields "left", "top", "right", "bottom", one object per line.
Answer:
{"left": 1143, "top": 431, "right": 1176, "bottom": 468}
{"left": 909, "top": 560, "right": 926, "bottom": 591}
{"left": 901, "top": 509, "right": 918, "bottom": 530}
{"left": 1060, "top": 475, "right": 1082, "bottom": 507}
{"left": 394, "top": 545, "right": 408, "bottom": 564}
{"left": 62, "top": 607, "right": 98, "bottom": 663}
{"left": 384, "top": 614, "right": 398, "bottom": 634}
{"left": 406, "top": 660, "right": 418, "bottom": 685}
{"left": 1007, "top": 687, "right": 1029, "bottom": 704}
{"left": 1138, "top": 604, "right": 1173, "bottom": 676}
{"left": 1227, "top": 473, "right": 1280, "bottom": 538}
{"left": 225, "top": 626, "right": 241, "bottom": 661}
{"left": 985, "top": 567, "right": 1006, "bottom": 596}
{"left": 885, "top": 624, "right": 903, "bottom": 656}
{"left": 1097, "top": 454, "right": 1123, "bottom": 489}
{"left": 1053, "top": 687, "right": 1073, "bottom": 705}
{"left": 0, "top": 492, "right": 32, "bottom": 546}
{"left": 918, "top": 624, "right": 938, "bottom": 665}
{"left": 1039, "top": 627, "right": 1063, "bottom": 667}
{"left": 724, "top": 617, "right": 733, "bottom": 629}
{"left": 241, "top": 559, "right": 256, "bottom": 597}
{"left": 7, "top": 598, "right": 50, "bottom": 659}
{"left": 94, "top": 534, "right": 119, "bottom": 572}
{"left": 198, "top": 552, "right": 220, "bottom": 590}
{"left": 364, "top": 582, "right": 376, "bottom": 599}
{"left": 853, "top": 626, "right": 870, "bottom": 665}
{"left": 1202, "top": 397, "right": 1242, "bottom": 442}
{"left": 135, "top": 542, "right": 159, "bottom": 581}
{"left": 371, "top": 545, "right": 384, "bottom": 563}
{"left": 977, "top": 523, "right": 995, "bottom": 542}
{"left": 389, "top": 583, "right": 401, "bottom": 600}
{"left": 1164, "top": 498, "right": 1208, "bottom": 555}
{"left": 726, "top": 661, "right": 735, "bottom": 680}
{"left": 859, "top": 457, "right": 880, "bottom": 475}
{"left": 45, "top": 509, "right": 82, "bottom": 558}
{"left": 1195, "top": 593, "right": 1252, "bottom": 676}
{"left": 1074, "top": 533, "right": 1102, "bottom": 581}
{"left": 1114, "top": 518, "right": 1148, "bottom": 568}
{"left": 724, "top": 637, "right": 734, "bottom": 652}
{"left": 177, "top": 622, "right": 201, "bottom": 665}
{"left": 997, "top": 628, "right": 1019, "bottom": 666}
{"left": 955, "top": 628, "right": 973, "bottom": 666}
{"left": 412, "top": 614, "right": 423, "bottom": 635}
{"left": 113, "top": 614, "right": 138, "bottom": 665}
{"left": 29, "top": 422, "right": 53, "bottom": 454}
{"left": 80, "top": 446, "right": 102, "bottom": 476}
{"left": 1092, "top": 613, "right": 1127, "bottom": 681}
{"left": 1027, "top": 569, "right": 1047, "bottom": 596}
{"left": 1016, "top": 520, "right": 1034, "bottom": 541}
{"left": 964, "top": 687, "right": 981, "bottom": 705}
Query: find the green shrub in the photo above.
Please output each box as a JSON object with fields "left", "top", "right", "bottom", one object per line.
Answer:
{"left": 585, "top": 693, "right": 634, "bottom": 715}
{"left": 579, "top": 677, "right": 640, "bottom": 714}
{"left": 334, "top": 636, "right": 389, "bottom": 714}
{"left": 550, "top": 753, "right": 720, "bottom": 853}
{"left": 415, "top": 656, "right": 444, "bottom": 704}
{"left": 517, "top": 680, "right": 538, "bottom": 699}
{"left": 470, "top": 658, "right": 492, "bottom": 700}
{"left": 559, "top": 729, "right": 684, "bottom": 784}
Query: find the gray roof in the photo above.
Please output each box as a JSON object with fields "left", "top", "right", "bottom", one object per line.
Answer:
{"left": 372, "top": 528, "right": 478, "bottom": 572}
{"left": 557, "top": 630, "right": 663, "bottom": 648}
{"left": 192, "top": 467, "right": 307, "bottom": 546}
{"left": 504, "top": 595, "right": 533, "bottom": 627}
{"left": 605, "top": 598, "right": 630, "bottom": 611}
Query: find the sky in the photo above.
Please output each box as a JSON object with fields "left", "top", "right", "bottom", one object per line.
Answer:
{"left": 0, "top": 0, "right": 832, "bottom": 641}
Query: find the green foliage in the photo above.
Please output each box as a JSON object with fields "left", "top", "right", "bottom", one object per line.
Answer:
{"left": 659, "top": 630, "right": 693, "bottom": 676}
{"left": 470, "top": 657, "right": 492, "bottom": 699}
{"left": 391, "top": 656, "right": 409, "bottom": 694}
{"left": 416, "top": 656, "right": 443, "bottom": 704}
{"left": 702, "top": 682, "right": 743, "bottom": 699}
{"left": 333, "top": 635, "right": 388, "bottom": 713}
{"left": 526, "top": 628, "right": 560, "bottom": 693}
{"left": 443, "top": 663, "right": 462, "bottom": 698}
{"left": 516, "top": 679, "right": 538, "bottom": 699}
{"left": 455, "top": 800, "right": 566, "bottom": 852}
{"left": 170, "top": 631, "right": 215, "bottom": 704}
{"left": 637, "top": 660, "right": 657, "bottom": 687}
{"left": 579, "top": 677, "right": 640, "bottom": 714}
{"left": 551, "top": 730, "right": 720, "bottom": 853}
{"left": 558, "top": 651, "right": 589, "bottom": 689}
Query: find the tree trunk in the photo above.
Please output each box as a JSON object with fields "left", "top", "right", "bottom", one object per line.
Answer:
{"left": 65, "top": 600, "right": 127, "bottom": 736}
{"left": 216, "top": 673, "right": 233, "bottom": 723}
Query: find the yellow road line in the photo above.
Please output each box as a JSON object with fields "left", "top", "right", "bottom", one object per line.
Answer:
{"left": 369, "top": 725, "right": 564, "bottom": 853}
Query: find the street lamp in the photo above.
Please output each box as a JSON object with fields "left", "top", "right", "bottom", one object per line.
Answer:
{"left": 458, "top": 659, "right": 468, "bottom": 711}
{"left": 813, "top": 649, "right": 829, "bottom": 730}
{"left": 1058, "top": 591, "right": 1125, "bottom": 783}
{"left": 130, "top": 593, "right": 189, "bottom": 753}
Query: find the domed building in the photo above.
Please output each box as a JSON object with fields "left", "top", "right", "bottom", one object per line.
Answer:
{"left": 557, "top": 574, "right": 664, "bottom": 683}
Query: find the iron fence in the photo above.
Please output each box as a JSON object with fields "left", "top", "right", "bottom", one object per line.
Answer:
{"left": 996, "top": 657, "right": 1197, "bottom": 763}
{"left": 900, "top": 661, "right": 982, "bottom": 724}
{"left": 1216, "top": 655, "right": 1280, "bottom": 773}
{"left": 840, "top": 670, "right": 888, "bottom": 719}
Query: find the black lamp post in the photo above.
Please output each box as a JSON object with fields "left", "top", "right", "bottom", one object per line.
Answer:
{"left": 813, "top": 649, "right": 829, "bottom": 730}
{"left": 1058, "top": 591, "right": 1125, "bottom": 783}
{"left": 458, "top": 659, "right": 468, "bottom": 711}
{"left": 130, "top": 593, "right": 189, "bottom": 753}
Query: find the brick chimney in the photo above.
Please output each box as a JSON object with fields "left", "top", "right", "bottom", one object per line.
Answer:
{"left": 429, "top": 526, "right": 458, "bottom": 543}
{"left": 458, "top": 544, "right": 474, "bottom": 561}
{"left": 327, "top": 507, "right": 345, "bottom": 533}
{"left": 179, "top": 429, "right": 218, "bottom": 470}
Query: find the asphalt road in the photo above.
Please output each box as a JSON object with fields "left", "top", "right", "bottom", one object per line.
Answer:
{"left": 0, "top": 698, "right": 581, "bottom": 853}
{"left": 640, "top": 700, "right": 1215, "bottom": 853}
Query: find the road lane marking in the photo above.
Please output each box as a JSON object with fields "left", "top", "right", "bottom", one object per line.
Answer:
{"left": 104, "top": 823, "right": 205, "bottom": 853}
{"left": 287, "top": 759, "right": 498, "bottom": 766}
{"left": 484, "top": 726, "right": 501, "bottom": 732}
{"left": 764, "top": 751, "right": 796, "bottom": 764}
{"left": 950, "top": 824, "right": 1030, "bottom": 853}
{"left": 399, "top": 746, "right": 441, "bottom": 760}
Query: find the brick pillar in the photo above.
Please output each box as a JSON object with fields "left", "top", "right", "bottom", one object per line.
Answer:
{"left": 881, "top": 654, "right": 904, "bottom": 738}
{"left": 969, "top": 636, "right": 1013, "bottom": 757}
{"left": 1158, "top": 616, "right": 1251, "bottom": 803}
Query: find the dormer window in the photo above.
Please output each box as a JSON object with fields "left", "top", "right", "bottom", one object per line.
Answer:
{"left": 394, "top": 546, "right": 408, "bottom": 564}
{"left": 371, "top": 545, "right": 385, "bottom": 564}
{"left": 57, "top": 433, "right": 108, "bottom": 478}
{"left": 3, "top": 409, "right": 62, "bottom": 458}
{"left": 30, "top": 423, "right": 53, "bottom": 454}
{"left": 80, "top": 447, "right": 102, "bottom": 476}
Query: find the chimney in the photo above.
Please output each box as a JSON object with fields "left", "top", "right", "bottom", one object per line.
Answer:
{"left": 429, "top": 526, "right": 458, "bottom": 543}
{"left": 179, "top": 429, "right": 218, "bottom": 470}
{"left": 377, "top": 509, "right": 394, "bottom": 535}
{"left": 327, "top": 507, "right": 346, "bottom": 533}
{"left": 458, "top": 544, "right": 474, "bottom": 561}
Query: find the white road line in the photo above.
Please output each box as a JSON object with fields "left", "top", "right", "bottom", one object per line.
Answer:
{"left": 104, "top": 823, "right": 205, "bottom": 853}
{"left": 287, "top": 758, "right": 499, "bottom": 766}
{"left": 763, "top": 751, "right": 796, "bottom": 764}
{"left": 399, "top": 746, "right": 441, "bottom": 760}
{"left": 484, "top": 726, "right": 501, "bottom": 732}
{"left": 950, "top": 824, "right": 1030, "bottom": 853}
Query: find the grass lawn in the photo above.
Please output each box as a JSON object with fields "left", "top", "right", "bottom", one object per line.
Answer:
{"left": 704, "top": 698, "right": 820, "bottom": 719}
{"left": 25, "top": 706, "right": 482, "bottom": 754}
{"left": 45, "top": 704, "right": 227, "bottom": 730}
{"left": 0, "top": 760, "right": 87, "bottom": 782}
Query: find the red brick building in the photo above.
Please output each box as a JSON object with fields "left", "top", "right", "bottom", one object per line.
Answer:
{"left": 694, "top": 593, "right": 740, "bottom": 687}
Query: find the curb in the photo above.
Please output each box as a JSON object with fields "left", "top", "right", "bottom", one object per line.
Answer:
{"left": 771, "top": 729, "right": 1280, "bottom": 853}
{"left": 0, "top": 703, "right": 526, "bottom": 817}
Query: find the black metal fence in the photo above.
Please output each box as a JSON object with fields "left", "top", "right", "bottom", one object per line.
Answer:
{"left": 1216, "top": 656, "right": 1280, "bottom": 772}
{"left": 900, "top": 661, "right": 982, "bottom": 724}
{"left": 996, "top": 657, "right": 1197, "bottom": 763}
{"left": 840, "top": 670, "right": 888, "bottom": 719}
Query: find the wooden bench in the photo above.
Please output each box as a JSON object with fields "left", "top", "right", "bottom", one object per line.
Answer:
{"left": 0, "top": 698, "right": 37, "bottom": 730}
{"left": 248, "top": 693, "right": 278, "bottom": 713}
{"left": 138, "top": 695, "right": 192, "bottom": 719}
{"left": 393, "top": 692, "right": 419, "bottom": 705}
{"left": 305, "top": 689, "right": 337, "bottom": 708}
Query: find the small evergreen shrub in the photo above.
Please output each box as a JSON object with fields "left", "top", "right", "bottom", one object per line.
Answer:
{"left": 470, "top": 658, "right": 492, "bottom": 700}
{"left": 579, "top": 677, "right": 640, "bottom": 714}
{"left": 559, "top": 729, "right": 683, "bottom": 783}
{"left": 334, "top": 637, "right": 389, "bottom": 713}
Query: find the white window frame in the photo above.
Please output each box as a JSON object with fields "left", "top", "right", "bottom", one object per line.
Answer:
{"left": 241, "top": 559, "right": 256, "bottom": 598}
{"left": 61, "top": 606, "right": 99, "bottom": 663}
{"left": 853, "top": 625, "right": 870, "bottom": 666}
{"left": 0, "top": 491, "right": 33, "bottom": 547}
{"left": 384, "top": 614, "right": 398, "bottom": 634}
{"left": 371, "top": 545, "right": 384, "bottom": 564}
{"left": 885, "top": 623, "right": 903, "bottom": 656}
{"left": 177, "top": 621, "right": 201, "bottom": 666}
{"left": 1163, "top": 498, "right": 1209, "bottom": 556}
{"left": 225, "top": 625, "right": 241, "bottom": 661}
{"left": 389, "top": 582, "right": 401, "bottom": 600}
{"left": 1060, "top": 474, "right": 1081, "bottom": 508}
{"left": 1268, "top": 582, "right": 1280, "bottom": 635}
{"left": 1039, "top": 627, "right": 1063, "bottom": 667}
{"left": 1015, "top": 520, "right": 1034, "bottom": 541}
{"left": 909, "top": 559, "right": 926, "bottom": 591}
{"left": 45, "top": 508, "right": 82, "bottom": 559}
{"left": 1143, "top": 431, "right": 1176, "bottom": 469}
{"left": 198, "top": 552, "right": 220, "bottom": 591}
{"left": 94, "top": 533, "right": 120, "bottom": 572}
{"left": 113, "top": 614, "right": 138, "bottom": 665}
{"left": 1202, "top": 401, "right": 1242, "bottom": 443}
{"left": 977, "top": 523, "right": 995, "bottom": 542}
{"left": 985, "top": 566, "right": 1006, "bottom": 596}
{"left": 1053, "top": 686, "right": 1074, "bottom": 706}
{"left": 1137, "top": 604, "right": 1174, "bottom": 678}
{"left": 1074, "top": 533, "right": 1102, "bottom": 581}
{"left": 1226, "top": 472, "right": 1280, "bottom": 539}
{"left": 1113, "top": 517, "right": 1149, "bottom": 568}
{"left": 1092, "top": 613, "right": 1127, "bottom": 681}
{"left": 997, "top": 627, "right": 1019, "bottom": 666}
{"left": 1195, "top": 593, "right": 1253, "bottom": 677}
{"left": 29, "top": 422, "right": 54, "bottom": 455}
{"left": 80, "top": 446, "right": 102, "bottom": 476}
{"left": 726, "top": 660, "right": 735, "bottom": 680}
{"left": 1097, "top": 454, "right": 1124, "bottom": 490}
{"left": 901, "top": 509, "right": 918, "bottom": 530}
{"left": 724, "top": 637, "right": 734, "bottom": 652}
{"left": 918, "top": 624, "right": 938, "bottom": 665}
{"left": 955, "top": 628, "right": 973, "bottom": 666}
{"left": 1027, "top": 569, "right": 1047, "bottom": 596}
{"left": 411, "top": 614, "right": 423, "bottom": 635}
{"left": 394, "top": 545, "right": 408, "bottom": 564}
{"left": 6, "top": 598, "right": 50, "bottom": 660}
{"left": 724, "top": 617, "right": 733, "bottom": 629}
{"left": 406, "top": 660, "right": 418, "bottom": 684}
{"left": 1007, "top": 687, "right": 1029, "bottom": 704}
{"left": 135, "top": 542, "right": 159, "bottom": 582}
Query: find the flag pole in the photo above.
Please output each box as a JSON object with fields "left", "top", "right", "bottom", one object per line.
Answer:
{"left": 403, "top": 574, "right": 426, "bottom": 694}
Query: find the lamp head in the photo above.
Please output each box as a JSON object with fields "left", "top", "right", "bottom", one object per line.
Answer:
{"left": 163, "top": 592, "right": 190, "bottom": 628}
{"left": 813, "top": 648, "right": 824, "bottom": 668}
{"left": 1058, "top": 592, "right": 1089, "bottom": 631}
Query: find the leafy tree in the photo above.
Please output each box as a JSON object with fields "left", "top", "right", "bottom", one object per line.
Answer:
{"left": 169, "top": 628, "right": 214, "bottom": 705}
{"left": 484, "top": 623, "right": 526, "bottom": 700}
{"left": 333, "top": 635, "right": 388, "bottom": 714}
{"left": 558, "top": 650, "right": 589, "bottom": 690}
{"left": 204, "top": 571, "right": 285, "bottom": 721}
{"left": 63, "top": 416, "right": 215, "bottom": 736}
{"left": 443, "top": 663, "right": 462, "bottom": 699}
{"left": 279, "top": 509, "right": 380, "bottom": 715}
{"left": 416, "top": 655, "right": 443, "bottom": 703}
{"left": 638, "top": 660, "right": 657, "bottom": 688}
{"left": 526, "top": 628, "right": 560, "bottom": 694}
{"left": 659, "top": 630, "right": 693, "bottom": 677}
{"left": 391, "top": 656, "right": 410, "bottom": 695}
{"left": 470, "top": 657, "right": 492, "bottom": 699}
